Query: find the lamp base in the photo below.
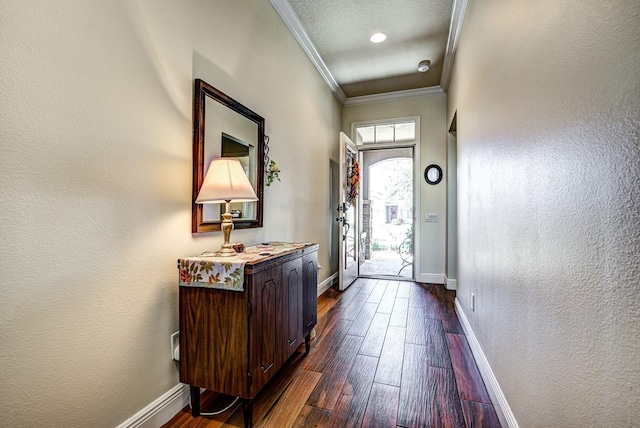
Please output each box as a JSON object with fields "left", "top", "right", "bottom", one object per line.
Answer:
{"left": 218, "top": 243, "right": 236, "bottom": 257}
{"left": 218, "top": 201, "right": 236, "bottom": 257}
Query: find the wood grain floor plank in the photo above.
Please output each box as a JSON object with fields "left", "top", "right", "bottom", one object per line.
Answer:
{"left": 374, "top": 326, "right": 405, "bottom": 386}
{"left": 440, "top": 308, "right": 465, "bottom": 335}
{"left": 161, "top": 391, "right": 242, "bottom": 427}
{"left": 387, "top": 280, "right": 400, "bottom": 291}
{"left": 352, "top": 277, "right": 369, "bottom": 288}
{"left": 408, "top": 282, "right": 427, "bottom": 306}
{"left": 397, "top": 343, "right": 431, "bottom": 427}
{"left": 431, "top": 286, "right": 464, "bottom": 334}
{"left": 327, "top": 354, "right": 379, "bottom": 428}
{"left": 306, "top": 335, "right": 364, "bottom": 410}
{"left": 426, "top": 366, "right": 466, "bottom": 428}
{"left": 334, "top": 280, "right": 365, "bottom": 308}
{"left": 309, "top": 306, "right": 344, "bottom": 347}
{"left": 432, "top": 283, "right": 456, "bottom": 307}
{"left": 347, "top": 302, "right": 379, "bottom": 336}
{"left": 357, "top": 278, "right": 379, "bottom": 297}
{"left": 291, "top": 405, "right": 332, "bottom": 428}
{"left": 423, "top": 318, "right": 452, "bottom": 369}
{"left": 446, "top": 333, "right": 491, "bottom": 403}
{"left": 358, "top": 313, "right": 391, "bottom": 357}
{"left": 317, "top": 290, "right": 339, "bottom": 319}
{"left": 223, "top": 352, "right": 308, "bottom": 426}
{"left": 406, "top": 306, "right": 451, "bottom": 368}
{"left": 302, "top": 310, "right": 353, "bottom": 372}
{"left": 165, "top": 284, "right": 500, "bottom": 428}
{"left": 408, "top": 283, "right": 440, "bottom": 317}
{"left": 333, "top": 289, "right": 358, "bottom": 309}
{"left": 389, "top": 297, "right": 408, "bottom": 328}
{"left": 405, "top": 305, "right": 428, "bottom": 345}
{"left": 376, "top": 283, "right": 398, "bottom": 314}
{"left": 396, "top": 281, "right": 411, "bottom": 299}
{"left": 257, "top": 369, "right": 322, "bottom": 428}
{"left": 461, "top": 400, "right": 502, "bottom": 428}
{"left": 361, "top": 383, "right": 400, "bottom": 428}
{"left": 367, "top": 280, "right": 389, "bottom": 304}
{"left": 398, "top": 344, "right": 465, "bottom": 428}
{"left": 340, "top": 292, "right": 372, "bottom": 321}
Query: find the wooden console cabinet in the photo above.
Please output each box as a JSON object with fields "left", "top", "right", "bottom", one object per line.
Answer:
{"left": 179, "top": 243, "right": 318, "bottom": 427}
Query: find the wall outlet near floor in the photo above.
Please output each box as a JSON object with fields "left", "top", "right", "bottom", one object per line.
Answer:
{"left": 170, "top": 331, "right": 179, "bottom": 361}
{"left": 471, "top": 293, "right": 476, "bottom": 312}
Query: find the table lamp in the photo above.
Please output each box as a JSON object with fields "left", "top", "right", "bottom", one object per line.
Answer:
{"left": 195, "top": 157, "right": 258, "bottom": 257}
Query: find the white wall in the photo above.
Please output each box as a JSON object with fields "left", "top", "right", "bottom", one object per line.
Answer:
{"left": 343, "top": 95, "right": 447, "bottom": 282}
{"left": 0, "top": 0, "right": 341, "bottom": 426}
{"left": 445, "top": 130, "right": 457, "bottom": 282}
{"left": 447, "top": 0, "right": 640, "bottom": 425}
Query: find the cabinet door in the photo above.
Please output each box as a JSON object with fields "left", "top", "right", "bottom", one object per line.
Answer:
{"left": 179, "top": 287, "right": 249, "bottom": 397}
{"left": 282, "top": 257, "right": 303, "bottom": 361}
{"left": 302, "top": 251, "right": 318, "bottom": 337}
{"left": 249, "top": 264, "right": 281, "bottom": 396}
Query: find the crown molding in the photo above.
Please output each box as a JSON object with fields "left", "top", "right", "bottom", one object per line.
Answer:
{"left": 440, "top": 0, "right": 469, "bottom": 92}
{"left": 271, "top": 0, "right": 466, "bottom": 102}
{"left": 344, "top": 86, "right": 444, "bottom": 106}
{"left": 269, "top": 0, "right": 347, "bottom": 104}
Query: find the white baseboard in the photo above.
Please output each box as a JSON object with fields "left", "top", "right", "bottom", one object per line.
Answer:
{"left": 116, "top": 383, "right": 190, "bottom": 428}
{"left": 118, "top": 273, "right": 337, "bottom": 428}
{"left": 444, "top": 276, "right": 457, "bottom": 290}
{"left": 455, "top": 299, "right": 519, "bottom": 428}
{"left": 417, "top": 273, "right": 445, "bottom": 284}
{"left": 318, "top": 272, "right": 338, "bottom": 296}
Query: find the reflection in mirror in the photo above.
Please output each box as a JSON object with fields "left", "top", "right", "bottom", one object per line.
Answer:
{"left": 221, "top": 133, "right": 256, "bottom": 220}
{"left": 192, "top": 79, "right": 264, "bottom": 233}
{"left": 202, "top": 99, "right": 258, "bottom": 222}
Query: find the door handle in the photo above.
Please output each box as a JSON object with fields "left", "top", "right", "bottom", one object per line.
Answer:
{"left": 342, "top": 223, "right": 350, "bottom": 240}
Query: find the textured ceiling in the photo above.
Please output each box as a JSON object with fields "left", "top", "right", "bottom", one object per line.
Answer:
{"left": 287, "top": 0, "right": 453, "bottom": 98}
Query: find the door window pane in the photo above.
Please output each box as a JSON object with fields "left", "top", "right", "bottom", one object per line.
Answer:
{"left": 356, "top": 126, "right": 375, "bottom": 144}
{"left": 355, "top": 120, "right": 416, "bottom": 145}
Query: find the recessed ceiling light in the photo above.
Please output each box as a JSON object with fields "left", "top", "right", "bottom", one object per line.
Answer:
{"left": 370, "top": 32, "right": 387, "bottom": 43}
{"left": 417, "top": 59, "right": 431, "bottom": 72}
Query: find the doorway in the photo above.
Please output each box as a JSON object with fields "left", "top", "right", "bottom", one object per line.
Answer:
{"left": 359, "top": 147, "right": 414, "bottom": 279}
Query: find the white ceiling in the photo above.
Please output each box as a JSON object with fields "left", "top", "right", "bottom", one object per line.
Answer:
{"left": 270, "top": 0, "right": 467, "bottom": 102}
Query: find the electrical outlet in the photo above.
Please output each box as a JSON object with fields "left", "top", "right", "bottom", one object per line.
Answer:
{"left": 471, "top": 293, "right": 476, "bottom": 312}
{"left": 170, "top": 331, "right": 179, "bottom": 361}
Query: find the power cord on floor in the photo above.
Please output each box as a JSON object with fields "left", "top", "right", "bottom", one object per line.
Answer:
{"left": 189, "top": 393, "right": 240, "bottom": 416}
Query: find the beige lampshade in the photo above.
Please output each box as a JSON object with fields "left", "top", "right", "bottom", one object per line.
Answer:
{"left": 196, "top": 158, "right": 258, "bottom": 203}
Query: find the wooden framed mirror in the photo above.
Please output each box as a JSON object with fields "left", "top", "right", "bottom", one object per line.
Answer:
{"left": 192, "top": 79, "right": 265, "bottom": 233}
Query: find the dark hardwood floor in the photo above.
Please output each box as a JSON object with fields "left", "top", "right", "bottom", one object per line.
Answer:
{"left": 163, "top": 279, "right": 501, "bottom": 428}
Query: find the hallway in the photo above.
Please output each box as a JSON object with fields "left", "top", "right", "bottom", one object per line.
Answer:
{"left": 164, "top": 279, "right": 500, "bottom": 427}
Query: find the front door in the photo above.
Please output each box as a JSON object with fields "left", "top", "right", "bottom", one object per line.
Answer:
{"left": 337, "top": 132, "right": 359, "bottom": 290}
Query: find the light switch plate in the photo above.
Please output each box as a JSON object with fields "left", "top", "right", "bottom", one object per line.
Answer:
{"left": 425, "top": 213, "right": 438, "bottom": 223}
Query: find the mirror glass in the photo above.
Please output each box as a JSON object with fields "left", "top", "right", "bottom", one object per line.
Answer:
{"left": 192, "top": 79, "right": 264, "bottom": 233}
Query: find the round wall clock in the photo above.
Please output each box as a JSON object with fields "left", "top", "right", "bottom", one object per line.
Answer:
{"left": 424, "top": 164, "right": 443, "bottom": 185}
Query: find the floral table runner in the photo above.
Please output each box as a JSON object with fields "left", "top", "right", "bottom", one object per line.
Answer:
{"left": 178, "top": 242, "right": 313, "bottom": 291}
